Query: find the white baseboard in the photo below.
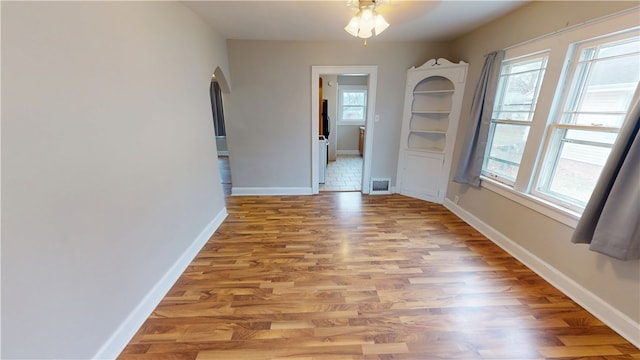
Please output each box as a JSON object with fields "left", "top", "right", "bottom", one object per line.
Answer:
{"left": 232, "top": 187, "right": 313, "bottom": 196}
{"left": 443, "top": 198, "right": 640, "bottom": 348}
{"left": 93, "top": 208, "right": 228, "bottom": 359}
{"left": 337, "top": 150, "right": 360, "bottom": 155}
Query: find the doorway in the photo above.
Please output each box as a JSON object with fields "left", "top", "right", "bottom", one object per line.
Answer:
{"left": 311, "top": 66, "right": 378, "bottom": 194}
{"left": 319, "top": 74, "right": 368, "bottom": 192}
{"left": 210, "top": 67, "right": 232, "bottom": 196}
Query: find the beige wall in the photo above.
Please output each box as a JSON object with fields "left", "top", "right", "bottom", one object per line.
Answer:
{"left": 337, "top": 125, "right": 361, "bottom": 152}
{"left": 1, "top": 2, "right": 229, "bottom": 358}
{"left": 448, "top": 0, "right": 639, "bottom": 341}
{"left": 225, "top": 40, "right": 450, "bottom": 190}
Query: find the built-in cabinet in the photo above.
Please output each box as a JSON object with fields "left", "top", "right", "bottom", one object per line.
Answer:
{"left": 396, "top": 58, "right": 468, "bottom": 203}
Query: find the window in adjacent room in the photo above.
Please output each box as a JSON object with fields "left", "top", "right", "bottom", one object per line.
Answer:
{"left": 338, "top": 85, "right": 367, "bottom": 124}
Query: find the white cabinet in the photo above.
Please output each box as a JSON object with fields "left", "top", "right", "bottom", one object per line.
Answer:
{"left": 396, "top": 58, "right": 468, "bottom": 203}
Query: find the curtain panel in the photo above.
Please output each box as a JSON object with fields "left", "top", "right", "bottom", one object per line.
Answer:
{"left": 453, "top": 51, "right": 503, "bottom": 187}
{"left": 572, "top": 98, "right": 640, "bottom": 260}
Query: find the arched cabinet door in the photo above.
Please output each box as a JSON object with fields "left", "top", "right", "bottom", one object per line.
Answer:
{"left": 396, "top": 58, "right": 468, "bottom": 203}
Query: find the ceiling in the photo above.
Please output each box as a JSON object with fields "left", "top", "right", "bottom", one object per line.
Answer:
{"left": 183, "top": 0, "right": 529, "bottom": 43}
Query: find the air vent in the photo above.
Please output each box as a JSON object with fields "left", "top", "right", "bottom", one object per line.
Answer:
{"left": 370, "top": 178, "right": 391, "bottom": 194}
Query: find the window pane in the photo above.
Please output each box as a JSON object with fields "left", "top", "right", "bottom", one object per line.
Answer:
{"left": 339, "top": 88, "right": 367, "bottom": 123}
{"left": 500, "top": 71, "right": 540, "bottom": 116}
{"left": 483, "top": 53, "right": 548, "bottom": 183}
{"left": 484, "top": 123, "right": 530, "bottom": 181}
{"left": 485, "top": 159, "right": 520, "bottom": 182}
{"left": 598, "top": 37, "right": 640, "bottom": 59}
{"left": 343, "top": 91, "right": 365, "bottom": 106}
{"left": 562, "top": 39, "right": 640, "bottom": 124}
{"left": 495, "top": 56, "right": 547, "bottom": 122}
{"left": 565, "top": 129, "right": 618, "bottom": 145}
{"left": 537, "top": 31, "right": 640, "bottom": 210}
{"left": 546, "top": 142, "right": 611, "bottom": 205}
{"left": 343, "top": 106, "right": 364, "bottom": 120}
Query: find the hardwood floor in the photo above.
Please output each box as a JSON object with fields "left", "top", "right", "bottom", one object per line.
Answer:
{"left": 119, "top": 193, "right": 639, "bottom": 360}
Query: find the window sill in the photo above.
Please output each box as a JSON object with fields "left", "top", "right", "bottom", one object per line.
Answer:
{"left": 480, "top": 176, "right": 581, "bottom": 228}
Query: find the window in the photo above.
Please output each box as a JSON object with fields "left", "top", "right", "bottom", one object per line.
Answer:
{"left": 483, "top": 53, "right": 549, "bottom": 184}
{"left": 477, "top": 9, "right": 640, "bottom": 220}
{"left": 338, "top": 85, "right": 367, "bottom": 124}
{"left": 210, "top": 80, "right": 226, "bottom": 137}
{"left": 534, "top": 32, "right": 640, "bottom": 210}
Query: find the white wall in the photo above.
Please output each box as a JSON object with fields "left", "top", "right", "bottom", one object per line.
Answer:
{"left": 1, "top": 2, "right": 230, "bottom": 358}
{"left": 225, "top": 40, "right": 450, "bottom": 191}
{"left": 448, "top": 1, "right": 639, "bottom": 345}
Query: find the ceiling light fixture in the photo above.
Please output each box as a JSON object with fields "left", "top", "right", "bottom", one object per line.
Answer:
{"left": 344, "top": 0, "right": 389, "bottom": 42}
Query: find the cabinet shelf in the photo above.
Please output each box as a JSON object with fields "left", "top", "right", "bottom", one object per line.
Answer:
{"left": 411, "top": 91, "right": 452, "bottom": 112}
{"left": 413, "top": 90, "right": 455, "bottom": 95}
{"left": 410, "top": 113, "right": 449, "bottom": 132}
{"left": 410, "top": 129, "right": 447, "bottom": 134}
{"left": 412, "top": 110, "right": 450, "bottom": 114}
{"left": 407, "top": 131, "right": 445, "bottom": 152}
{"left": 403, "top": 147, "right": 445, "bottom": 154}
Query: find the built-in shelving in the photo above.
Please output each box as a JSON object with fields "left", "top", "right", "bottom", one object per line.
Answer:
{"left": 396, "top": 58, "right": 468, "bottom": 204}
{"left": 406, "top": 75, "right": 455, "bottom": 153}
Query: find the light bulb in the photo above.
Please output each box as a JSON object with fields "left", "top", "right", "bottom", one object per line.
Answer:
{"left": 344, "top": 16, "right": 360, "bottom": 37}
{"left": 374, "top": 14, "right": 389, "bottom": 35}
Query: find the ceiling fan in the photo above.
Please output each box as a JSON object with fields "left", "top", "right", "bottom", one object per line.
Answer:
{"left": 344, "top": 0, "right": 390, "bottom": 40}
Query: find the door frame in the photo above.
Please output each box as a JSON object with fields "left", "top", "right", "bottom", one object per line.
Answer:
{"left": 311, "top": 65, "right": 378, "bottom": 194}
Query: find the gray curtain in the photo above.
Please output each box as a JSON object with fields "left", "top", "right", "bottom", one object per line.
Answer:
{"left": 572, "top": 98, "right": 640, "bottom": 260}
{"left": 453, "top": 51, "right": 503, "bottom": 187}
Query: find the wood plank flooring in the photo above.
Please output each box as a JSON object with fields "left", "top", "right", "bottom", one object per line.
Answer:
{"left": 118, "top": 193, "right": 639, "bottom": 360}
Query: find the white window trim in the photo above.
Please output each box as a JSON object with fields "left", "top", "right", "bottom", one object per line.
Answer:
{"left": 338, "top": 85, "right": 368, "bottom": 125}
{"left": 477, "top": 8, "right": 640, "bottom": 225}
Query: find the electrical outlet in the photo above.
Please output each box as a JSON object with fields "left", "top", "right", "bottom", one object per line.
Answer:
{"left": 453, "top": 195, "right": 460, "bottom": 204}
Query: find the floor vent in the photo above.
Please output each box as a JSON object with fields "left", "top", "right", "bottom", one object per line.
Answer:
{"left": 370, "top": 178, "right": 391, "bottom": 194}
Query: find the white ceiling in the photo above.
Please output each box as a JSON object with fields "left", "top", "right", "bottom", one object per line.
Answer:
{"left": 184, "top": 0, "right": 529, "bottom": 42}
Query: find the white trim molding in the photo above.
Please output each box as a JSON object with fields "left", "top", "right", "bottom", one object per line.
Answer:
{"left": 444, "top": 198, "right": 640, "bottom": 348}
{"left": 93, "top": 208, "right": 228, "bottom": 359}
{"left": 232, "top": 187, "right": 313, "bottom": 196}
{"left": 336, "top": 150, "right": 360, "bottom": 155}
